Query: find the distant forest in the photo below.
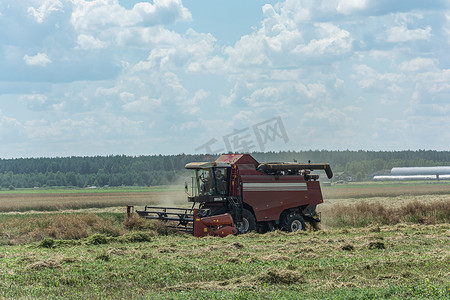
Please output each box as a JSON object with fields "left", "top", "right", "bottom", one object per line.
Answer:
{"left": 1, "top": 150, "right": 450, "bottom": 189}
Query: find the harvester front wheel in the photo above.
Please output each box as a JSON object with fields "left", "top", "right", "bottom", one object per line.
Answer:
{"left": 236, "top": 209, "right": 256, "bottom": 234}
{"left": 282, "top": 213, "right": 306, "bottom": 232}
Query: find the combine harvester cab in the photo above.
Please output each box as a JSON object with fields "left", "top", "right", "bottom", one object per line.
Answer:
{"left": 129, "top": 154, "right": 332, "bottom": 237}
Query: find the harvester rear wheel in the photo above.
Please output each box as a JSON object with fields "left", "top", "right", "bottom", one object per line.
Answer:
{"left": 282, "top": 213, "right": 306, "bottom": 232}
{"left": 236, "top": 209, "right": 256, "bottom": 234}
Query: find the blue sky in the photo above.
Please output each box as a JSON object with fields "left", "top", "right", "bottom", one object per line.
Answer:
{"left": 1, "top": 0, "right": 449, "bottom": 158}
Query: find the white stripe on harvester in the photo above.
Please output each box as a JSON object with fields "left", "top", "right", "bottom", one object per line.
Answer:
{"left": 243, "top": 182, "right": 307, "bottom": 192}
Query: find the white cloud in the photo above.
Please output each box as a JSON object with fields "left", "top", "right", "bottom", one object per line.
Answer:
{"left": 224, "top": 3, "right": 304, "bottom": 67}
{"left": 244, "top": 87, "right": 282, "bottom": 107}
{"left": 133, "top": 0, "right": 192, "bottom": 25}
{"left": 19, "top": 94, "right": 50, "bottom": 111}
{"left": 368, "top": 50, "right": 394, "bottom": 60}
{"left": 398, "top": 57, "right": 436, "bottom": 72}
{"left": 119, "top": 92, "right": 135, "bottom": 102}
{"left": 373, "top": 118, "right": 409, "bottom": 140}
{"left": 23, "top": 119, "right": 67, "bottom": 139}
{"left": 70, "top": 0, "right": 191, "bottom": 33}
{"left": 129, "top": 28, "right": 219, "bottom": 74}
{"left": 353, "top": 64, "right": 404, "bottom": 91}
{"left": 182, "top": 89, "right": 209, "bottom": 115}
{"left": 296, "top": 83, "right": 328, "bottom": 99}
{"left": 27, "top": 0, "right": 63, "bottom": 23}
{"left": 443, "top": 12, "right": 450, "bottom": 42}
{"left": 268, "top": 0, "right": 371, "bottom": 24}
{"left": 20, "top": 94, "right": 47, "bottom": 105}
{"left": 0, "top": 114, "right": 21, "bottom": 130}
{"left": 219, "top": 80, "right": 256, "bottom": 107}
{"left": 0, "top": 113, "right": 23, "bottom": 144}
{"left": 231, "top": 111, "right": 256, "bottom": 126}
{"left": 225, "top": 4, "right": 354, "bottom": 71}
{"left": 95, "top": 86, "right": 120, "bottom": 96}
{"left": 385, "top": 24, "right": 431, "bottom": 42}
{"left": 23, "top": 53, "right": 52, "bottom": 66}
{"left": 21, "top": 114, "right": 145, "bottom": 141}
{"left": 304, "top": 106, "right": 353, "bottom": 124}
{"left": 417, "top": 69, "right": 450, "bottom": 93}
{"left": 293, "top": 23, "right": 353, "bottom": 56}
{"left": 179, "top": 121, "right": 200, "bottom": 131}
{"left": 76, "top": 34, "right": 107, "bottom": 49}
{"left": 336, "top": 0, "right": 368, "bottom": 14}
{"left": 122, "top": 96, "right": 162, "bottom": 113}
{"left": 432, "top": 103, "right": 450, "bottom": 114}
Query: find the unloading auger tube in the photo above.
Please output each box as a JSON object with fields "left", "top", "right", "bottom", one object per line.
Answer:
{"left": 257, "top": 163, "right": 333, "bottom": 179}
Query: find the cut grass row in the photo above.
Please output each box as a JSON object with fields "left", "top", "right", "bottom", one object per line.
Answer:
{"left": 0, "top": 223, "right": 448, "bottom": 299}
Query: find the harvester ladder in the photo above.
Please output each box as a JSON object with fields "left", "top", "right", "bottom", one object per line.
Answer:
{"left": 228, "top": 197, "right": 243, "bottom": 223}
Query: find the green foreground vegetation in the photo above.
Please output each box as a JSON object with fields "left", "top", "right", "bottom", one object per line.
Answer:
{"left": 0, "top": 223, "right": 448, "bottom": 299}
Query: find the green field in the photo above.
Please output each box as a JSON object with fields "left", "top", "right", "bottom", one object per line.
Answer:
{"left": 0, "top": 224, "right": 448, "bottom": 299}
{"left": 0, "top": 182, "right": 449, "bottom": 299}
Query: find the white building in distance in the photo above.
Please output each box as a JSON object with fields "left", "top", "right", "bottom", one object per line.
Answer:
{"left": 374, "top": 167, "right": 450, "bottom": 181}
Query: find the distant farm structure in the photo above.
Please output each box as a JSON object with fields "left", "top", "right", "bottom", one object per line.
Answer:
{"left": 373, "top": 167, "right": 450, "bottom": 181}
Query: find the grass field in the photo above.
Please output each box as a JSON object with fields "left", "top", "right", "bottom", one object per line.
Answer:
{"left": 0, "top": 223, "right": 448, "bottom": 299}
{"left": 0, "top": 182, "right": 449, "bottom": 299}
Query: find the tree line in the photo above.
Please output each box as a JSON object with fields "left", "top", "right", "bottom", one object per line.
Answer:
{"left": 0, "top": 150, "right": 449, "bottom": 188}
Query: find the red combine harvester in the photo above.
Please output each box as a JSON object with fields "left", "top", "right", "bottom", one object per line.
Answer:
{"left": 128, "top": 154, "right": 332, "bottom": 237}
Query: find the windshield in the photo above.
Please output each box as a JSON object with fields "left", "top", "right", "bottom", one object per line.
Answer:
{"left": 193, "top": 167, "right": 229, "bottom": 196}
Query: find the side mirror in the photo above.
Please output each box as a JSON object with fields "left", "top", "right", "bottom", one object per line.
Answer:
{"left": 184, "top": 181, "right": 191, "bottom": 196}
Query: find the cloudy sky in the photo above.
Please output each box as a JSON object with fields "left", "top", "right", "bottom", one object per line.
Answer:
{"left": 1, "top": 0, "right": 449, "bottom": 158}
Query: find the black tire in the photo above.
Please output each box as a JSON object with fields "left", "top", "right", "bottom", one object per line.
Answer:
{"left": 236, "top": 209, "right": 256, "bottom": 234}
{"left": 282, "top": 212, "right": 306, "bottom": 232}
